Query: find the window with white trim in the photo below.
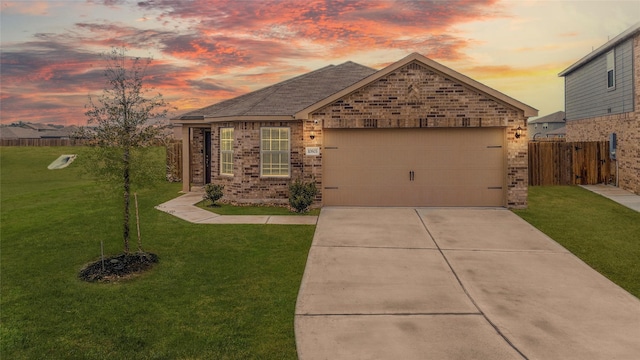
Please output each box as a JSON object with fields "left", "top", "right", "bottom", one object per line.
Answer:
{"left": 606, "top": 50, "right": 615, "bottom": 89}
{"left": 220, "top": 127, "right": 234, "bottom": 176}
{"left": 261, "top": 127, "right": 290, "bottom": 177}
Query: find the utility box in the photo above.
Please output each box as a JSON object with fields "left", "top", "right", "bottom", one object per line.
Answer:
{"left": 609, "top": 133, "right": 617, "bottom": 160}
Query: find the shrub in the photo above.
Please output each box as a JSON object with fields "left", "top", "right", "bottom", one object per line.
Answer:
{"left": 203, "top": 183, "right": 224, "bottom": 206}
{"left": 289, "top": 179, "right": 318, "bottom": 213}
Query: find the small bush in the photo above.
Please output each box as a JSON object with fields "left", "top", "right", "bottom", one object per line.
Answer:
{"left": 289, "top": 179, "right": 318, "bottom": 213}
{"left": 203, "top": 183, "right": 224, "bottom": 206}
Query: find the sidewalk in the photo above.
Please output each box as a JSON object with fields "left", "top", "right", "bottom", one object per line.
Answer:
{"left": 154, "top": 191, "right": 318, "bottom": 225}
{"left": 580, "top": 184, "right": 640, "bottom": 212}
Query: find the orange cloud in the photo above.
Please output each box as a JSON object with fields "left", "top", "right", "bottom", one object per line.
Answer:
{"left": 463, "top": 63, "right": 566, "bottom": 80}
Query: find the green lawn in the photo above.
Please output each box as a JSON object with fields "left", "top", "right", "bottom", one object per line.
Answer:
{"left": 1, "top": 146, "right": 314, "bottom": 359}
{"left": 514, "top": 186, "right": 640, "bottom": 298}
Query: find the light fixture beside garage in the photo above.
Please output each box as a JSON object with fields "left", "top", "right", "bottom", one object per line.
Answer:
{"left": 515, "top": 126, "right": 523, "bottom": 139}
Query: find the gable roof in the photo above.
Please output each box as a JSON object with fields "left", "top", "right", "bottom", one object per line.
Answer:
{"left": 296, "top": 53, "right": 538, "bottom": 118}
{"left": 528, "top": 111, "right": 565, "bottom": 124}
{"left": 175, "top": 61, "right": 376, "bottom": 123}
{"left": 559, "top": 22, "right": 640, "bottom": 77}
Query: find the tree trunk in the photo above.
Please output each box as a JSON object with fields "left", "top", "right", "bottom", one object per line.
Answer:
{"left": 123, "top": 146, "right": 131, "bottom": 254}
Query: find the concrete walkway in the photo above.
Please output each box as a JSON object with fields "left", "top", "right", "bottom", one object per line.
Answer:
{"left": 154, "top": 191, "right": 318, "bottom": 225}
{"left": 581, "top": 184, "right": 640, "bottom": 212}
{"left": 295, "top": 207, "right": 640, "bottom": 359}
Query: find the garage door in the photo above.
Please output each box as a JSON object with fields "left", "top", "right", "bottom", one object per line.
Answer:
{"left": 322, "top": 128, "right": 505, "bottom": 207}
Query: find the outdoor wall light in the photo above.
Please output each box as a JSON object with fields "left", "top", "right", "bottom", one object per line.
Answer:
{"left": 309, "top": 132, "right": 316, "bottom": 140}
{"left": 515, "top": 126, "right": 523, "bottom": 139}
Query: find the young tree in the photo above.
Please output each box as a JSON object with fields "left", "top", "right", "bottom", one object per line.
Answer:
{"left": 82, "top": 47, "right": 170, "bottom": 254}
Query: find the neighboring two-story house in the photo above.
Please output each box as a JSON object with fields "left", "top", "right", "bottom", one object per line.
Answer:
{"left": 559, "top": 22, "right": 640, "bottom": 195}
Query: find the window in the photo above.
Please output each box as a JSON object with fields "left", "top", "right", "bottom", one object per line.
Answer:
{"left": 261, "top": 127, "right": 290, "bottom": 177}
{"left": 607, "top": 50, "right": 615, "bottom": 89}
{"left": 220, "top": 128, "right": 234, "bottom": 176}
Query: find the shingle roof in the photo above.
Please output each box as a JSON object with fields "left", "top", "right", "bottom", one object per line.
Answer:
{"left": 528, "top": 111, "right": 565, "bottom": 124}
{"left": 0, "top": 127, "right": 42, "bottom": 139}
{"left": 177, "top": 61, "right": 377, "bottom": 120}
{"left": 25, "top": 123, "right": 58, "bottom": 131}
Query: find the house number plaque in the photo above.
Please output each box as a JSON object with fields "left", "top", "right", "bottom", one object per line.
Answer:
{"left": 305, "top": 147, "right": 320, "bottom": 156}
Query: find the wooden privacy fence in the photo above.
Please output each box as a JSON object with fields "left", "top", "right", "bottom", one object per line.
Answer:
{"left": 0, "top": 139, "right": 88, "bottom": 146}
{"left": 528, "top": 141, "right": 611, "bottom": 186}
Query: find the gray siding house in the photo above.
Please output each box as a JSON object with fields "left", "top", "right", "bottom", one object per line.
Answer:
{"left": 528, "top": 111, "right": 565, "bottom": 139}
{"left": 559, "top": 22, "right": 640, "bottom": 194}
{"left": 562, "top": 34, "right": 634, "bottom": 119}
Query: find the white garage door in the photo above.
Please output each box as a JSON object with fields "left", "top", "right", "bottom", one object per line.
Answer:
{"left": 322, "top": 128, "right": 506, "bottom": 207}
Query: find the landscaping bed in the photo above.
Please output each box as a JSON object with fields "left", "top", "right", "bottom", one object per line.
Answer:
{"left": 79, "top": 252, "right": 159, "bottom": 282}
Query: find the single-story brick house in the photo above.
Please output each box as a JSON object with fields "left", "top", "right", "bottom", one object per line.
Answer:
{"left": 172, "top": 53, "right": 537, "bottom": 208}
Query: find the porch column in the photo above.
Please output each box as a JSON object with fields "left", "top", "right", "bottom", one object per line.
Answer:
{"left": 181, "top": 126, "right": 191, "bottom": 193}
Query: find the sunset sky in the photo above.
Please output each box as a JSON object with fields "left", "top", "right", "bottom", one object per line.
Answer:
{"left": 1, "top": 0, "right": 639, "bottom": 126}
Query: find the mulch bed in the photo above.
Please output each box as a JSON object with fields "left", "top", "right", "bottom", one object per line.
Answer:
{"left": 79, "top": 252, "right": 159, "bottom": 282}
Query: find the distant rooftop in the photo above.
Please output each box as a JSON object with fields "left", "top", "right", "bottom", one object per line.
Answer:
{"left": 0, "top": 127, "right": 42, "bottom": 139}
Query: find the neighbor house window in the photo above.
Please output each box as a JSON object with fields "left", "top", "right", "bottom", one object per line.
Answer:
{"left": 261, "top": 127, "right": 290, "bottom": 177}
{"left": 220, "top": 128, "right": 234, "bottom": 176}
{"left": 607, "top": 50, "right": 615, "bottom": 89}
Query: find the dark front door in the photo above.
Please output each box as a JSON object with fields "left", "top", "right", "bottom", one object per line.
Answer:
{"left": 204, "top": 130, "right": 212, "bottom": 184}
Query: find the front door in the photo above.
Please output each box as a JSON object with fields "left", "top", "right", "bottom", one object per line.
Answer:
{"left": 204, "top": 130, "right": 212, "bottom": 184}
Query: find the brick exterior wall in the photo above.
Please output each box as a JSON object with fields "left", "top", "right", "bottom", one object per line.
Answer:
{"left": 310, "top": 61, "right": 529, "bottom": 208}
{"left": 565, "top": 113, "right": 639, "bottom": 195}
{"left": 207, "top": 121, "right": 305, "bottom": 205}
{"left": 565, "top": 33, "right": 640, "bottom": 195}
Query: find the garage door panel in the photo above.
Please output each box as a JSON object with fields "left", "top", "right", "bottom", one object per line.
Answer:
{"left": 323, "top": 128, "right": 505, "bottom": 207}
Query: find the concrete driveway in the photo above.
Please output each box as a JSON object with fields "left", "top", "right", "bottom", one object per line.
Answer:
{"left": 295, "top": 207, "right": 640, "bottom": 359}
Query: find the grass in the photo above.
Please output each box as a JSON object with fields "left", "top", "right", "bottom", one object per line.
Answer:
{"left": 514, "top": 186, "right": 640, "bottom": 298}
{"left": 197, "top": 200, "right": 321, "bottom": 216}
{"left": 0, "top": 146, "right": 314, "bottom": 359}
